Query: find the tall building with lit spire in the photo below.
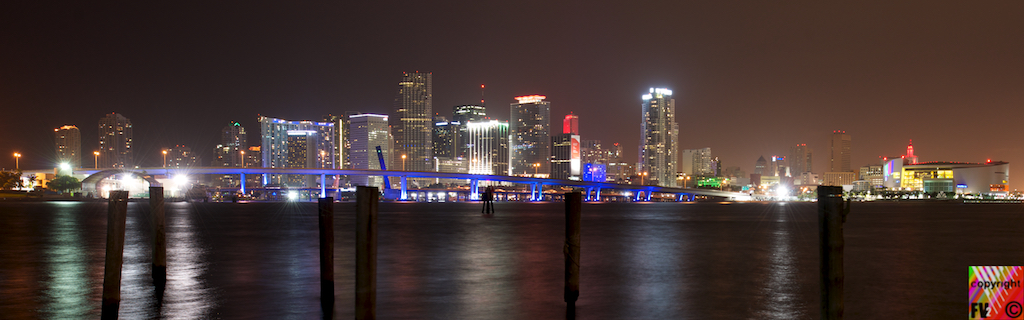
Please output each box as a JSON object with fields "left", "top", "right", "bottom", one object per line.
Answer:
{"left": 393, "top": 72, "right": 433, "bottom": 172}
{"left": 903, "top": 139, "right": 918, "bottom": 164}
{"left": 510, "top": 95, "right": 551, "bottom": 177}
{"left": 639, "top": 88, "right": 678, "bottom": 187}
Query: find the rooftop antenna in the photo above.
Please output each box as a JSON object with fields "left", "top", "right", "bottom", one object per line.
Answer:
{"left": 480, "top": 84, "right": 485, "bottom": 106}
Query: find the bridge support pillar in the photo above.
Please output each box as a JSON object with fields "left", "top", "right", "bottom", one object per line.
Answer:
{"left": 400, "top": 176, "right": 408, "bottom": 201}
{"left": 646, "top": 188, "right": 653, "bottom": 202}
{"left": 596, "top": 188, "right": 601, "bottom": 202}
{"left": 240, "top": 173, "right": 246, "bottom": 195}
{"left": 470, "top": 179, "right": 479, "bottom": 200}
{"left": 634, "top": 191, "right": 642, "bottom": 202}
{"left": 534, "top": 183, "right": 542, "bottom": 201}
{"left": 320, "top": 173, "right": 326, "bottom": 198}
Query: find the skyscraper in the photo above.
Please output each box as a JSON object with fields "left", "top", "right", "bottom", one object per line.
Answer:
{"left": 432, "top": 114, "right": 457, "bottom": 159}
{"left": 551, "top": 133, "right": 581, "bottom": 180}
{"left": 54, "top": 125, "right": 81, "bottom": 168}
{"left": 789, "top": 143, "right": 813, "bottom": 176}
{"left": 98, "top": 113, "right": 133, "bottom": 168}
{"left": 829, "top": 130, "right": 852, "bottom": 172}
{"left": 212, "top": 121, "right": 247, "bottom": 167}
{"left": 393, "top": 72, "right": 433, "bottom": 172}
{"left": 510, "top": 95, "right": 551, "bottom": 177}
{"left": 754, "top": 156, "right": 767, "bottom": 175}
{"left": 563, "top": 113, "right": 578, "bottom": 134}
{"left": 259, "top": 116, "right": 336, "bottom": 185}
{"left": 639, "top": 88, "right": 678, "bottom": 187}
{"left": 349, "top": 114, "right": 391, "bottom": 187}
{"left": 685, "top": 147, "right": 712, "bottom": 177}
{"left": 452, "top": 105, "right": 487, "bottom": 158}
{"left": 465, "top": 120, "right": 510, "bottom": 176}
{"left": 165, "top": 145, "right": 197, "bottom": 168}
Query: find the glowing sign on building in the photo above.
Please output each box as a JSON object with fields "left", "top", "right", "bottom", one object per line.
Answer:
{"left": 570, "top": 135, "right": 581, "bottom": 176}
{"left": 514, "top": 95, "right": 546, "bottom": 104}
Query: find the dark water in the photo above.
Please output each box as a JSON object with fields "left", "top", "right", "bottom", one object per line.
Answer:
{"left": 1, "top": 200, "right": 1022, "bottom": 319}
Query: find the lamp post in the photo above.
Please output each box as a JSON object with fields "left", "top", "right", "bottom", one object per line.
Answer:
{"left": 13, "top": 152, "right": 21, "bottom": 170}
{"left": 240, "top": 150, "right": 246, "bottom": 168}
{"left": 533, "top": 163, "right": 540, "bottom": 177}
{"left": 640, "top": 171, "right": 648, "bottom": 185}
{"left": 162, "top": 150, "right": 167, "bottom": 168}
{"left": 94, "top": 151, "right": 100, "bottom": 169}
{"left": 401, "top": 154, "right": 406, "bottom": 171}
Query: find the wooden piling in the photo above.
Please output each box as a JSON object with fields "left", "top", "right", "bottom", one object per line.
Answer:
{"left": 818, "top": 186, "right": 845, "bottom": 320}
{"left": 356, "top": 187, "right": 378, "bottom": 320}
{"left": 318, "top": 197, "right": 335, "bottom": 313}
{"left": 564, "top": 192, "right": 582, "bottom": 306}
{"left": 150, "top": 187, "right": 166, "bottom": 286}
{"left": 101, "top": 191, "right": 129, "bottom": 319}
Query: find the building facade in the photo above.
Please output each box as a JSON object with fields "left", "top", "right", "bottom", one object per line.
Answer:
{"left": 466, "top": 120, "right": 510, "bottom": 176}
{"left": 349, "top": 114, "right": 390, "bottom": 187}
{"left": 98, "top": 113, "right": 133, "bottom": 168}
{"left": 789, "top": 143, "right": 812, "bottom": 176}
{"left": 551, "top": 133, "right": 581, "bottom": 180}
{"left": 393, "top": 72, "right": 433, "bottom": 172}
{"left": 829, "top": 130, "right": 852, "bottom": 172}
{"left": 55, "top": 125, "right": 81, "bottom": 168}
{"left": 259, "top": 116, "right": 336, "bottom": 186}
{"left": 639, "top": 88, "right": 678, "bottom": 187}
{"left": 510, "top": 95, "right": 550, "bottom": 177}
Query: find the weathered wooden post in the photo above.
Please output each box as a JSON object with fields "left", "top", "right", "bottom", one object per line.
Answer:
{"left": 818, "top": 186, "right": 848, "bottom": 320}
{"left": 101, "top": 191, "right": 129, "bottom": 319}
{"left": 564, "top": 192, "right": 582, "bottom": 311}
{"left": 356, "top": 187, "right": 378, "bottom": 320}
{"left": 150, "top": 186, "right": 166, "bottom": 286}
{"left": 318, "top": 197, "right": 335, "bottom": 313}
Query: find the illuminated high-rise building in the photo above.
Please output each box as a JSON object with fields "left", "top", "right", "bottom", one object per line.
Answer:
{"left": 639, "top": 88, "right": 678, "bottom": 187}
{"left": 452, "top": 105, "right": 486, "bottom": 158}
{"left": 349, "top": 114, "right": 390, "bottom": 187}
{"left": 98, "top": 112, "right": 133, "bottom": 168}
{"left": 212, "top": 121, "right": 247, "bottom": 168}
{"left": 259, "top": 116, "right": 336, "bottom": 185}
{"left": 165, "top": 145, "right": 197, "bottom": 168}
{"left": 903, "top": 139, "right": 918, "bottom": 165}
{"left": 563, "top": 113, "right": 579, "bottom": 135}
{"left": 466, "top": 120, "right": 509, "bottom": 175}
{"left": 432, "top": 114, "right": 457, "bottom": 159}
{"left": 510, "top": 95, "right": 551, "bottom": 177}
{"left": 54, "top": 125, "right": 81, "bottom": 168}
{"left": 829, "top": 130, "right": 852, "bottom": 172}
{"left": 789, "top": 144, "right": 813, "bottom": 176}
{"left": 551, "top": 133, "right": 581, "bottom": 180}
{"left": 393, "top": 72, "right": 433, "bottom": 172}
{"left": 684, "top": 147, "right": 712, "bottom": 177}
{"left": 754, "top": 156, "right": 767, "bottom": 175}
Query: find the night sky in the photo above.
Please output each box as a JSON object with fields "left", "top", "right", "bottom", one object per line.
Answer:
{"left": 2, "top": 2, "right": 1022, "bottom": 188}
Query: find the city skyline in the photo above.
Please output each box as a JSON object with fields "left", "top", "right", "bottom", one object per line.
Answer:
{"left": 1, "top": 2, "right": 1022, "bottom": 188}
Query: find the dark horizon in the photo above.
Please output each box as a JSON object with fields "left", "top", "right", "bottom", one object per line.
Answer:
{"left": 2, "top": 2, "right": 1022, "bottom": 188}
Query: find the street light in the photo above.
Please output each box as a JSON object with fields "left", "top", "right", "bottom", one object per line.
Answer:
{"left": 94, "top": 151, "right": 100, "bottom": 169}
{"left": 13, "top": 152, "right": 21, "bottom": 170}
{"left": 640, "top": 171, "right": 648, "bottom": 185}
{"left": 533, "top": 163, "right": 540, "bottom": 176}
{"left": 240, "top": 150, "right": 246, "bottom": 168}
{"left": 401, "top": 154, "right": 406, "bottom": 171}
{"left": 162, "top": 150, "right": 168, "bottom": 168}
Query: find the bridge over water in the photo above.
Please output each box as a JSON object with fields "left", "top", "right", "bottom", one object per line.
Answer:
{"left": 74, "top": 167, "right": 751, "bottom": 202}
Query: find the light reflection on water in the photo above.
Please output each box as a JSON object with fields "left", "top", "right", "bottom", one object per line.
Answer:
{"left": 1, "top": 201, "right": 1023, "bottom": 319}
{"left": 42, "top": 203, "right": 93, "bottom": 319}
{"left": 158, "top": 202, "right": 215, "bottom": 319}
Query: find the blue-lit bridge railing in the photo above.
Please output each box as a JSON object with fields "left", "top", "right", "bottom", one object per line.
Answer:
{"left": 75, "top": 167, "right": 750, "bottom": 202}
